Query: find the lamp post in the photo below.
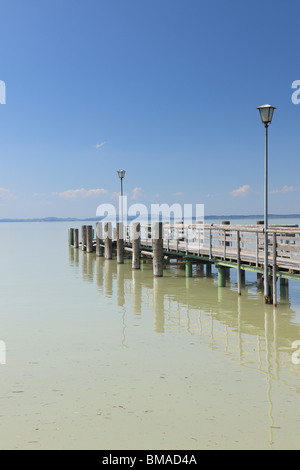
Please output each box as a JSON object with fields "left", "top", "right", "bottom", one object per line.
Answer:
{"left": 257, "top": 104, "right": 276, "bottom": 303}
{"left": 117, "top": 169, "right": 126, "bottom": 225}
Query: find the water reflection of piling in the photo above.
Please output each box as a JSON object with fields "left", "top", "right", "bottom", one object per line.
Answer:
{"left": 117, "top": 263, "right": 125, "bottom": 307}
{"left": 153, "top": 277, "right": 165, "bottom": 333}
{"left": 105, "top": 259, "right": 113, "bottom": 297}
{"left": 69, "top": 246, "right": 74, "bottom": 265}
{"left": 96, "top": 257, "right": 104, "bottom": 291}
{"left": 82, "top": 252, "right": 94, "bottom": 282}
{"left": 132, "top": 269, "right": 142, "bottom": 314}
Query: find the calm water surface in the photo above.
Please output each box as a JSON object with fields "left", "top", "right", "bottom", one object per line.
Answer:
{"left": 1, "top": 220, "right": 300, "bottom": 450}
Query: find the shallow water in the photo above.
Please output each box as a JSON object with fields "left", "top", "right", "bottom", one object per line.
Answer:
{"left": 0, "top": 221, "right": 300, "bottom": 450}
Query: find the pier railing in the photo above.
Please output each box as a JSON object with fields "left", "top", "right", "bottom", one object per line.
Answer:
{"left": 123, "top": 223, "right": 300, "bottom": 274}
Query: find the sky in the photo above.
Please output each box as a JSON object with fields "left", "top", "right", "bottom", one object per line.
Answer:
{"left": 0, "top": 0, "right": 300, "bottom": 219}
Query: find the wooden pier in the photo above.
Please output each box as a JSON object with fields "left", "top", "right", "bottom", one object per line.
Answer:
{"left": 68, "top": 221, "right": 300, "bottom": 307}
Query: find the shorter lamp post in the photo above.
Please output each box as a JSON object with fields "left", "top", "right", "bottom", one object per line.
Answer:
{"left": 257, "top": 104, "right": 276, "bottom": 303}
{"left": 117, "top": 169, "right": 126, "bottom": 225}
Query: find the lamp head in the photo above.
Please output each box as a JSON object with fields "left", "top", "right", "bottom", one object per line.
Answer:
{"left": 117, "top": 169, "right": 126, "bottom": 179}
{"left": 257, "top": 104, "right": 276, "bottom": 125}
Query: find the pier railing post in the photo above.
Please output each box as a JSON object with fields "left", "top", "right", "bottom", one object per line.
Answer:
{"left": 132, "top": 222, "right": 141, "bottom": 270}
{"left": 209, "top": 228, "right": 212, "bottom": 259}
{"left": 104, "top": 222, "right": 112, "bottom": 260}
{"left": 153, "top": 222, "right": 163, "bottom": 277}
{"left": 117, "top": 222, "right": 124, "bottom": 264}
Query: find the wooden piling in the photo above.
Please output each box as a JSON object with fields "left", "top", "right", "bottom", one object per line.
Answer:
{"left": 104, "top": 222, "right": 112, "bottom": 260}
{"left": 153, "top": 222, "right": 163, "bottom": 277}
{"left": 196, "top": 264, "right": 204, "bottom": 274}
{"left": 81, "top": 225, "right": 86, "bottom": 251}
{"left": 257, "top": 273, "right": 263, "bottom": 288}
{"left": 68, "top": 228, "right": 74, "bottom": 246}
{"left": 96, "top": 222, "right": 103, "bottom": 257}
{"left": 73, "top": 228, "right": 79, "bottom": 248}
{"left": 117, "top": 222, "right": 124, "bottom": 264}
{"left": 132, "top": 223, "right": 141, "bottom": 270}
{"left": 86, "top": 225, "right": 93, "bottom": 253}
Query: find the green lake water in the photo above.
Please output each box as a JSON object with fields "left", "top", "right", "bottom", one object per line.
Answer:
{"left": 0, "top": 220, "right": 300, "bottom": 450}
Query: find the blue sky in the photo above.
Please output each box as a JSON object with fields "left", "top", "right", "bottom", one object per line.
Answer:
{"left": 0, "top": 0, "right": 300, "bottom": 218}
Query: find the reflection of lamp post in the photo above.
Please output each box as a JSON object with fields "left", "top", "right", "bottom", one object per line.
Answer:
{"left": 257, "top": 104, "right": 276, "bottom": 303}
{"left": 117, "top": 169, "right": 126, "bottom": 225}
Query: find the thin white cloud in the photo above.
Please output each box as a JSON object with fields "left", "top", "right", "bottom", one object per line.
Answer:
{"left": 111, "top": 191, "right": 121, "bottom": 199}
{"left": 230, "top": 185, "right": 250, "bottom": 198}
{"left": 52, "top": 188, "right": 108, "bottom": 199}
{"left": 0, "top": 188, "right": 17, "bottom": 200}
{"left": 95, "top": 142, "right": 106, "bottom": 149}
{"left": 173, "top": 192, "right": 183, "bottom": 196}
{"left": 131, "top": 187, "right": 143, "bottom": 200}
{"left": 270, "top": 185, "right": 295, "bottom": 194}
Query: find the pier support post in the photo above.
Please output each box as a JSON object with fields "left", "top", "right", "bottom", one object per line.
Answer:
{"left": 81, "top": 225, "right": 86, "bottom": 251}
{"left": 153, "top": 222, "right": 163, "bottom": 277}
{"left": 185, "top": 261, "right": 192, "bottom": 278}
{"left": 86, "top": 225, "right": 93, "bottom": 253}
{"left": 117, "top": 222, "right": 124, "bottom": 264}
{"left": 132, "top": 223, "right": 141, "bottom": 270}
{"left": 206, "top": 263, "right": 212, "bottom": 276}
{"left": 68, "top": 228, "right": 74, "bottom": 246}
{"left": 218, "top": 266, "right": 226, "bottom": 287}
{"left": 196, "top": 263, "right": 204, "bottom": 274}
{"left": 73, "top": 228, "right": 79, "bottom": 249}
{"left": 96, "top": 222, "right": 103, "bottom": 257}
{"left": 280, "top": 278, "right": 289, "bottom": 302}
{"left": 257, "top": 273, "right": 263, "bottom": 288}
{"left": 104, "top": 222, "right": 112, "bottom": 260}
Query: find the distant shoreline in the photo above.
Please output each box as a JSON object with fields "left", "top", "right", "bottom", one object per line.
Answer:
{"left": 1, "top": 214, "right": 300, "bottom": 223}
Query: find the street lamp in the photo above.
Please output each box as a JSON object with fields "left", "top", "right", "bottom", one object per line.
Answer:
{"left": 257, "top": 104, "right": 276, "bottom": 303}
{"left": 117, "top": 169, "right": 126, "bottom": 224}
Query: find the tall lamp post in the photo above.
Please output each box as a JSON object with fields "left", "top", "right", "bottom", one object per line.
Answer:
{"left": 257, "top": 104, "right": 276, "bottom": 303}
{"left": 117, "top": 169, "right": 126, "bottom": 225}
